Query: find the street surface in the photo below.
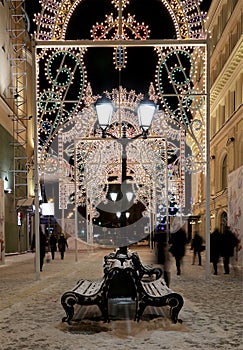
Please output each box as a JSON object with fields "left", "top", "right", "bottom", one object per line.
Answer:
{"left": 0, "top": 245, "right": 242, "bottom": 350}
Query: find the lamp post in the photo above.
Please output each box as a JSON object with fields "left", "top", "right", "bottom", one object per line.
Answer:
{"left": 95, "top": 96, "right": 157, "bottom": 251}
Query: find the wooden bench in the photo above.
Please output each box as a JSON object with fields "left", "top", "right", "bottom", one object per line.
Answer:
{"left": 61, "top": 249, "right": 183, "bottom": 325}
{"left": 135, "top": 277, "right": 184, "bottom": 323}
{"left": 61, "top": 278, "right": 109, "bottom": 324}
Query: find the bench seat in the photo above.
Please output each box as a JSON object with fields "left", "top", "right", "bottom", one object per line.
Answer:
{"left": 61, "top": 278, "right": 109, "bottom": 324}
{"left": 135, "top": 277, "right": 184, "bottom": 323}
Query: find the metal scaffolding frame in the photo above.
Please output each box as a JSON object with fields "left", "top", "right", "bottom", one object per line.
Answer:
{"left": 7, "top": 0, "right": 29, "bottom": 208}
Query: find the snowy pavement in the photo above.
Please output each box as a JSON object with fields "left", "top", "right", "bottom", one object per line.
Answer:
{"left": 0, "top": 246, "right": 242, "bottom": 350}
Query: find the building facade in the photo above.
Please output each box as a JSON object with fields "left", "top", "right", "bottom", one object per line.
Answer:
{"left": 1, "top": 0, "right": 242, "bottom": 260}
{"left": 0, "top": 0, "right": 34, "bottom": 257}
{"left": 192, "top": 0, "right": 243, "bottom": 263}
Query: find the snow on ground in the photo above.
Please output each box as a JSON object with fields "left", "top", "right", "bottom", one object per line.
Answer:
{"left": 0, "top": 246, "right": 242, "bottom": 350}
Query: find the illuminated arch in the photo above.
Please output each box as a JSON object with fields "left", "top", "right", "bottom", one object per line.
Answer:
{"left": 33, "top": 0, "right": 209, "bottom": 244}
{"left": 34, "top": 0, "right": 206, "bottom": 40}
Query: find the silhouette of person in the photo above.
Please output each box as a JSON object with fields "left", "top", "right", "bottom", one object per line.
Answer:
{"left": 58, "top": 234, "right": 68, "bottom": 260}
{"left": 154, "top": 228, "right": 171, "bottom": 286}
{"left": 191, "top": 232, "right": 203, "bottom": 266}
{"left": 210, "top": 228, "right": 221, "bottom": 275}
{"left": 31, "top": 226, "right": 46, "bottom": 271}
{"left": 169, "top": 227, "right": 187, "bottom": 276}
{"left": 49, "top": 233, "right": 57, "bottom": 260}
{"left": 221, "top": 226, "right": 238, "bottom": 274}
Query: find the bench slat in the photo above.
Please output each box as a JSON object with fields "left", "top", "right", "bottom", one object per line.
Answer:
{"left": 61, "top": 278, "right": 109, "bottom": 324}
{"left": 74, "top": 280, "right": 91, "bottom": 294}
{"left": 74, "top": 279, "right": 104, "bottom": 296}
{"left": 141, "top": 279, "right": 170, "bottom": 297}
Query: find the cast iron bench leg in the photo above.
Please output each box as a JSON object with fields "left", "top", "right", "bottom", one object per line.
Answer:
{"left": 166, "top": 293, "right": 184, "bottom": 323}
{"left": 61, "top": 279, "right": 109, "bottom": 324}
{"left": 61, "top": 291, "right": 77, "bottom": 324}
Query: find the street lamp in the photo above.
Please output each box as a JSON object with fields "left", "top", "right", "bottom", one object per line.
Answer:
{"left": 95, "top": 96, "right": 157, "bottom": 251}
{"left": 126, "top": 191, "right": 133, "bottom": 202}
{"left": 125, "top": 212, "right": 130, "bottom": 219}
{"left": 95, "top": 96, "right": 157, "bottom": 139}
{"left": 110, "top": 192, "right": 118, "bottom": 202}
{"left": 136, "top": 99, "right": 158, "bottom": 137}
{"left": 95, "top": 95, "right": 157, "bottom": 187}
{"left": 94, "top": 96, "right": 115, "bottom": 138}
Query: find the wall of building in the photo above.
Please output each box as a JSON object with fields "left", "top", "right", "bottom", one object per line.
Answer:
{"left": 0, "top": 1, "right": 33, "bottom": 254}
{"left": 0, "top": 125, "right": 23, "bottom": 252}
{"left": 192, "top": 0, "right": 242, "bottom": 264}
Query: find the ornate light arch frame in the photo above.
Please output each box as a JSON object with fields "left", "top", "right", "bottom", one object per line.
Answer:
{"left": 33, "top": 0, "right": 210, "bottom": 255}
{"left": 34, "top": 0, "right": 206, "bottom": 41}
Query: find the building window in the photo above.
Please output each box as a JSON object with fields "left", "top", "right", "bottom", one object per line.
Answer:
{"left": 222, "top": 154, "right": 227, "bottom": 189}
{"left": 219, "top": 104, "right": 225, "bottom": 127}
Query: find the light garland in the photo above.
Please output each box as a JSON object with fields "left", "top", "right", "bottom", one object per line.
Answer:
{"left": 36, "top": 47, "right": 87, "bottom": 161}
{"left": 40, "top": 87, "right": 185, "bottom": 216}
{"left": 34, "top": 0, "right": 206, "bottom": 41}
{"left": 33, "top": 0, "right": 209, "bottom": 238}
{"left": 90, "top": 0, "right": 150, "bottom": 70}
{"left": 155, "top": 44, "right": 207, "bottom": 173}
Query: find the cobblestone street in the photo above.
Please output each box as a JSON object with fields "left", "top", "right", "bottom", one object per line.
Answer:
{"left": 0, "top": 246, "right": 242, "bottom": 350}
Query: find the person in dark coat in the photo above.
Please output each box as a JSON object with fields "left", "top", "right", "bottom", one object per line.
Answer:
{"left": 153, "top": 229, "right": 171, "bottom": 287}
{"left": 169, "top": 227, "right": 187, "bottom": 276}
{"left": 191, "top": 232, "right": 203, "bottom": 266}
{"left": 58, "top": 234, "right": 68, "bottom": 260}
{"left": 49, "top": 233, "right": 57, "bottom": 260}
{"left": 221, "top": 226, "right": 238, "bottom": 274}
{"left": 31, "top": 227, "right": 46, "bottom": 271}
{"left": 210, "top": 228, "right": 221, "bottom": 275}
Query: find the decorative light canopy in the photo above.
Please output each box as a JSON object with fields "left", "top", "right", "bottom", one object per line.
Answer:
{"left": 33, "top": 0, "right": 209, "bottom": 246}
{"left": 34, "top": 0, "right": 207, "bottom": 41}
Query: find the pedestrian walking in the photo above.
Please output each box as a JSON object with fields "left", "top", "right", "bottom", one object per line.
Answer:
{"left": 31, "top": 226, "right": 46, "bottom": 271}
{"left": 169, "top": 227, "right": 187, "bottom": 276}
{"left": 49, "top": 233, "right": 57, "bottom": 260}
{"left": 154, "top": 228, "right": 171, "bottom": 287}
{"left": 190, "top": 232, "right": 204, "bottom": 266}
{"left": 58, "top": 234, "right": 68, "bottom": 260}
{"left": 221, "top": 226, "right": 238, "bottom": 274}
{"left": 210, "top": 228, "right": 221, "bottom": 275}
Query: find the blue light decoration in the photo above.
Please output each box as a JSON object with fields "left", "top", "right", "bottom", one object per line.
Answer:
{"left": 39, "top": 91, "right": 61, "bottom": 112}
{"left": 155, "top": 45, "right": 207, "bottom": 173}
{"left": 157, "top": 49, "right": 194, "bottom": 126}
{"left": 36, "top": 48, "right": 87, "bottom": 153}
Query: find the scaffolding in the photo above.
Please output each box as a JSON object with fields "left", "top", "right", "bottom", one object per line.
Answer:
{"left": 7, "top": 0, "right": 30, "bottom": 208}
